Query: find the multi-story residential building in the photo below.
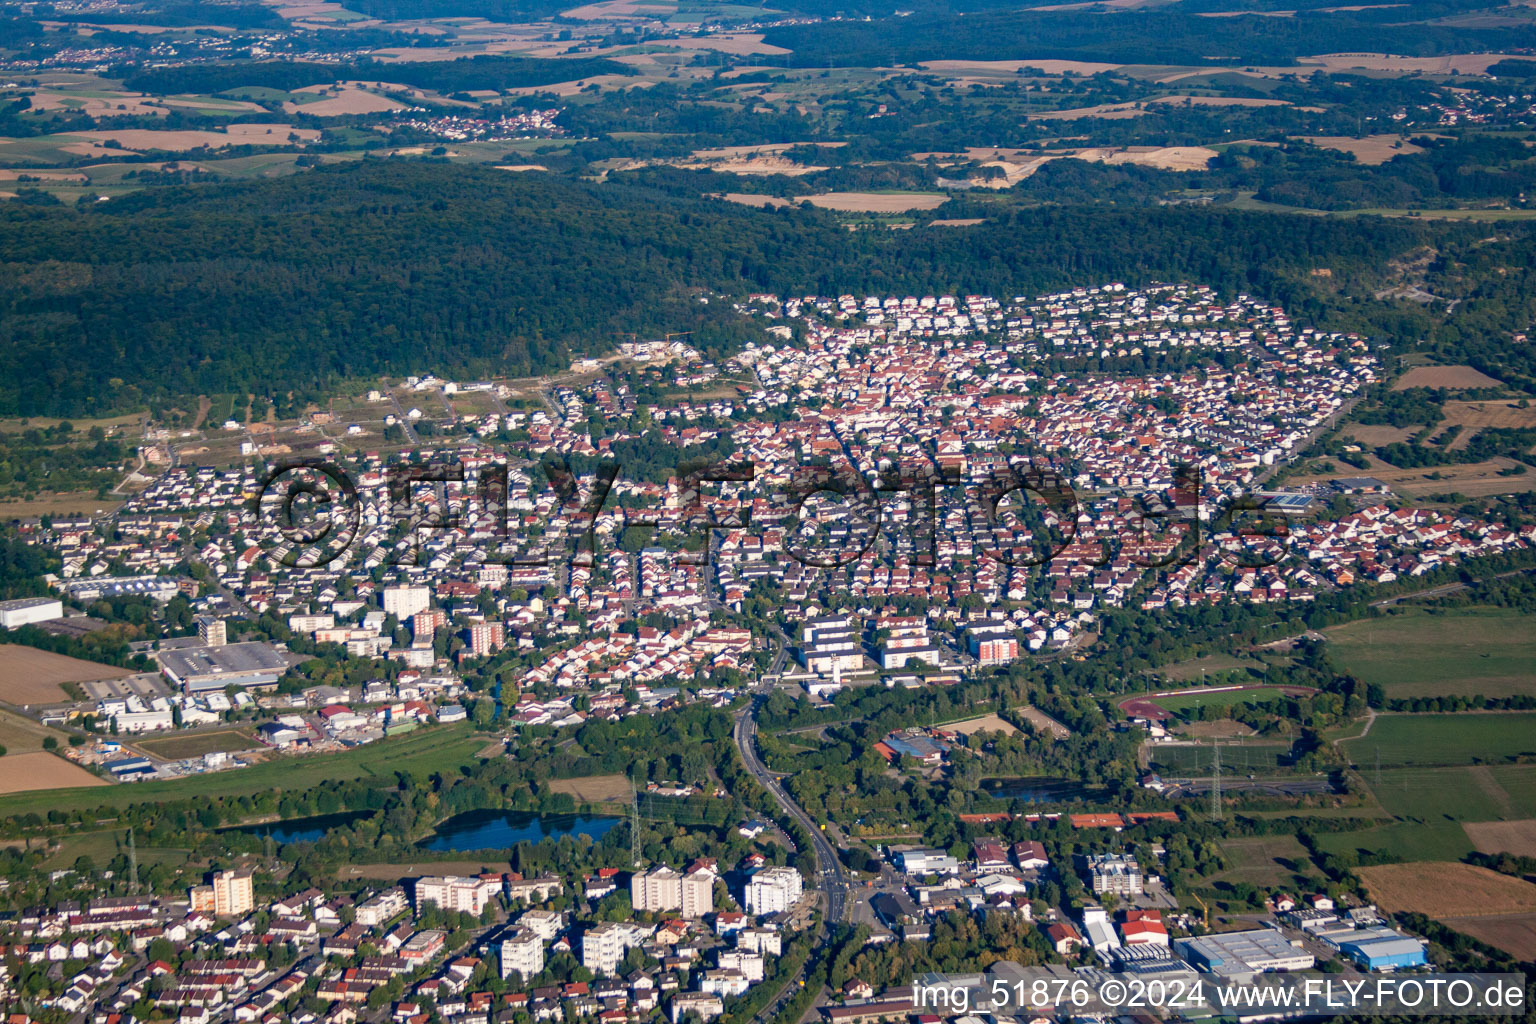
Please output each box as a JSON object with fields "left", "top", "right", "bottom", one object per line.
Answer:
{"left": 744, "top": 866, "right": 802, "bottom": 916}
{"left": 1083, "top": 853, "right": 1143, "bottom": 896}
{"left": 188, "top": 869, "right": 253, "bottom": 917}
{"left": 414, "top": 875, "right": 500, "bottom": 916}
{"left": 382, "top": 585, "right": 431, "bottom": 619}
{"left": 497, "top": 928, "right": 544, "bottom": 980}
{"left": 631, "top": 866, "right": 713, "bottom": 918}
{"left": 581, "top": 921, "right": 649, "bottom": 976}
{"left": 196, "top": 615, "right": 227, "bottom": 647}
{"left": 670, "top": 993, "right": 723, "bottom": 1023}
{"left": 467, "top": 622, "right": 506, "bottom": 656}
{"left": 355, "top": 888, "right": 410, "bottom": 927}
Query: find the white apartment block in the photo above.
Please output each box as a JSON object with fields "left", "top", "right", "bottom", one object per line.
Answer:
{"left": 716, "top": 950, "right": 764, "bottom": 982}
{"left": 745, "top": 867, "right": 802, "bottom": 916}
{"left": 498, "top": 928, "right": 545, "bottom": 980}
{"left": 582, "top": 921, "right": 649, "bottom": 976}
{"left": 631, "top": 866, "right": 714, "bottom": 919}
{"left": 382, "top": 585, "right": 431, "bottom": 619}
{"left": 736, "top": 927, "right": 781, "bottom": 956}
{"left": 356, "top": 888, "right": 410, "bottom": 927}
{"left": 415, "top": 875, "right": 500, "bottom": 916}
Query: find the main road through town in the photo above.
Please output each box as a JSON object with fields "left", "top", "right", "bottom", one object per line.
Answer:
{"left": 734, "top": 686, "right": 852, "bottom": 1024}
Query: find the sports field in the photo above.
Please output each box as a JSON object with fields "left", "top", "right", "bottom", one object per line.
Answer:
{"left": 1325, "top": 607, "right": 1536, "bottom": 698}
{"left": 1150, "top": 742, "right": 1292, "bottom": 774}
{"left": 1342, "top": 713, "right": 1536, "bottom": 768}
{"left": 1154, "top": 687, "right": 1288, "bottom": 713}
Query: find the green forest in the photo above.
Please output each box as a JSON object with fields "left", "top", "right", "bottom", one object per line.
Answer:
{"left": 5, "top": 159, "right": 1525, "bottom": 416}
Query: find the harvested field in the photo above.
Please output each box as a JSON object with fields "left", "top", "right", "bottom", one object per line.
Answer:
{"left": 929, "top": 218, "right": 985, "bottom": 226}
{"left": 1440, "top": 912, "right": 1536, "bottom": 961}
{"left": 1357, "top": 861, "right": 1536, "bottom": 916}
{"left": 0, "top": 751, "right": 107, "bottom": 794}
{"left": 917, "top": 59, "right": 1122, "bottom": 76}
{"left": 505, "top": 74, "right": 654, "bottom": 97}
{"left": 651, "top": 33, "right": 789, "bottom": 55}
{"left": 1299, "top": 134, "right": 1426, "bottom": 164}
{"left": 63, "top": 125, "right": 320, "bottom": 152}
{"left": 1295, "top": 457, "right": 1536, "bottom": 498}
{"left": 0, "top": 647, "right": 131, "bottom": 703}
{"left": 0, "top": 492, "right": 122, "bottom": 518}
{"left": 548, "top": 773, "right": 632, "bottom": 803}
{"left": 718, "top": 192, "right": 792, "bottom": 208}
{"left": 1394, "top": 364, "right": 1504, "bottom": 389}
{"left": 1465, "top": 819, "right": 1536, "bottom": 858}
{"left": 796, "top": 192, "right": 947, "bottom": 212}
{"left": 1299, "top": 52, "right": 1523, "bottom": 75}
{"left": 1028, "top": 102, "right": 1149, "bottom": 120}
{"left": 561, "top": 0, "right": 673, "bottom": 18}
{"left": 942, "top": 713, "right": 1021, "bottom": 737}
{"left": 1149, "top": 95, "right": 1301, "bottom": 108}
{"left": 285, "top": 86, "right": 406, "bottom": 116}
{"left": 684, "top": 155, "right": 824, "bottom": 175}
{"left": 340, "top": 859, "right": 511, "bottom": 880}
{"left": 1443, "top": 399, "right": 1536, "bottom": 430}
{"left": 1339, "top": 423, "right": 1419, "bottom": 445}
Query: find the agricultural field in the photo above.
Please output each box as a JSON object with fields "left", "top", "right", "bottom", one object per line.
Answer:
{"left": 547, "top": 774, "right": 633, "bottom": 804}
{"left": 137, "top": 729, "right": 260, "bottom": 760}
{"left": 1367, "top": 764, "right": 1536, "bottom": 822}
{"left": 0, "top": 707, "right": 73, "bottom": 754}
{"left": 0, "top": 752, "right": 108, "bottom": 795}
{"left": 0, "top": 647, "right": 133, "bottom": 704}
{"left": 1315, "top": 820, "right": 1475, "bottom": 863}
{"left": 1439, "top": 912, "right": 1536, "bottom": 962}
{"left": 1356, "top": 861, "right": 1536, "bottom": 917}
{"left": 1464, "top": 818, "right": 1536, "bottom": 858}
{"left": 1343, "top": 713, "right": 1536, "bottom": 768}
{"left": 1392, "top": 365, "right": 1506, "bottom": 390}
{"left": 1325, "top": 607, "right": 1536, "bottom": 699}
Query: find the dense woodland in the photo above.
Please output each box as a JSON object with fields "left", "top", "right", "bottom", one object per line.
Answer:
{"left": 3, "top": 159, "right": 1525, "bottom": 417}
{"left": 761, "top": 7, "right": 1535, "bottom": 66}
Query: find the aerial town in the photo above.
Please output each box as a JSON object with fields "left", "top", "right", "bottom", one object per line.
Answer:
{"left": 0, "top": 282, "right": 1529, "bottom": 1024}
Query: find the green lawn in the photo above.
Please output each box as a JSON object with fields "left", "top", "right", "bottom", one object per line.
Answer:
{"left": 0, "top": 722, "right": 483, "bottom": 819}
{"left": 1313, "top": 820, "right": 1475, "bottom": 862}
{"left": 1154, "top": 687, "right": 1287, "bottom": 713}
{"left": 1342, "top": 713, "right": 1536, "bottom": 768}
{"left": 1325, "top": 606, "right": 1536, "bottom": 698}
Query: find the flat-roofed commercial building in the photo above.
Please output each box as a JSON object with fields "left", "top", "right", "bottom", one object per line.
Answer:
{"left": 158, "top": 641, "right": 288, "bottom": 693}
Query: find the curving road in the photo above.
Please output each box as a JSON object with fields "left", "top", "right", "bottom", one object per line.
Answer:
{"left": 734, "top": 691, "right": 851, "bottom": 1024}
